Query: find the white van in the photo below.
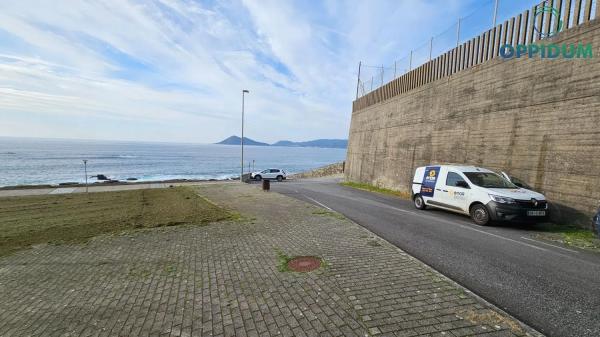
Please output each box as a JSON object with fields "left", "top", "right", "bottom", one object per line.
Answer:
{"left": 411, "top": 165, "right": 548, "bottom": 225}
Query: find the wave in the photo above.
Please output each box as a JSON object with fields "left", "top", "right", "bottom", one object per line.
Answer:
{"left": 112, "top": 173, "right": 238, "bottom": 182}
{"left": 27, "top": 155, "right": 142, "bottom": 160}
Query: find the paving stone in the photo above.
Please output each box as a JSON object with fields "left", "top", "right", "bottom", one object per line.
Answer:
{"left": 0, "top": 184, "right": 537, "bottom": 337}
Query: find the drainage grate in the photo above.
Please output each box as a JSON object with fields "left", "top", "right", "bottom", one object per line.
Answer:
{"left": 287, "top": 256, "right": 322, "bottom": 272}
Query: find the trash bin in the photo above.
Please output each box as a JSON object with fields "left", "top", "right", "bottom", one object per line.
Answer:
{"left": 262, "top": 179, "right": 270, "bottom": 191}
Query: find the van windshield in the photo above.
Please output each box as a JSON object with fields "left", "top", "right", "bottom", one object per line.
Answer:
{"left": 463, "top": 172, "right": 517, "bottom": 189}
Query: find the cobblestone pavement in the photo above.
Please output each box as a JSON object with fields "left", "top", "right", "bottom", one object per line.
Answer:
{"left": 0, "top": 183, "right": 540, "bottom": 337}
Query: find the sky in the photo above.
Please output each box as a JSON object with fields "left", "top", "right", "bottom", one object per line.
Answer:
{"left": 0, "top": 0, "right": 540, "bottom": 144}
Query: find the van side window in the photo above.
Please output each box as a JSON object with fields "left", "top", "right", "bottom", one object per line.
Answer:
{"left": 446, "top": 172, "right": 467, "bottom": 188}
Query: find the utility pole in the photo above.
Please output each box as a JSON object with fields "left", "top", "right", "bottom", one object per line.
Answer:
{"left": 380, "top": 65, "right": 384, "bottom": 86}
{"left": 409, "top": 50, "right": 413, "bottom": 71}
{"left": 83, "top": 160, "right": 88, "bottom": 193}
{"left": 240, "top": 89, "right": 249, "bottom": 183}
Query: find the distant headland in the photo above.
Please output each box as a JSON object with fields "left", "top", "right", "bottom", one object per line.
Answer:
{"left": 215, "top": 136, "right": 347, "bottom": 149}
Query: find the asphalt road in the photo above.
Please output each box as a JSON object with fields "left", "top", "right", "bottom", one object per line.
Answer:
{"left": 272, "top": 178, "right": 600, "bottom": 337}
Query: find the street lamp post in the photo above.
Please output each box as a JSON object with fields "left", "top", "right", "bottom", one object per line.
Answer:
{"left": 240, "top": 89, "right": 249, "bottom": 182}
{"left": 83, "top": 160, "right": 88, "bottom": 193}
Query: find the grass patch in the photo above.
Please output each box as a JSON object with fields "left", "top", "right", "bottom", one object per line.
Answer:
{"left": 0, "top": 187, "right": 231, "bottom": 257}
{"left": 533, "top": 223, "right": 600, "bottom": 252}
{"left": 341, "top": 181, "right": 411, "bottom": 199}
{"left": 275, "top": 250, "right": 294, "bottom": 272}
{"left": 458, "top": 308, "right": 524, "bottom": 335}
{"left": 312, "top": 209, "right": 346, "bottom": 220}
{"left": 366, "top": 240, "right": 382, "bottom": 247}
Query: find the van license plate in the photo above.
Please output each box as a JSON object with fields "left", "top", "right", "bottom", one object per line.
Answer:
{"left": 527, "top": 210, "right": 546, "bottom": 217}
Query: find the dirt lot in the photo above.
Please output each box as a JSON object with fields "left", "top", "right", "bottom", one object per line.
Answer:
{"left": 0, "top": 187, "right": 230, "bottom": 257}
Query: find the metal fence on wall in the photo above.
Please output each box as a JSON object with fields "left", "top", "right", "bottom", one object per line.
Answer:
{"left": 355, "top": 0, "right": 599, "bottom": 102}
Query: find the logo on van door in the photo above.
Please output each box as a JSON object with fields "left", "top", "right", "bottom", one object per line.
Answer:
{"left": 421, "top": 166, "right": 440, "bottom": 197}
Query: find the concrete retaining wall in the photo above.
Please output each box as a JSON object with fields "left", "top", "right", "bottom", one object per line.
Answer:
{"left": 346, "top": 19, "right": 600, "bottom": 227}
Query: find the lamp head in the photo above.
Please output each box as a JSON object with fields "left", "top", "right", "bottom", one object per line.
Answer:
{"left": 243, "top": 89, "right": 249, "bottom": 93}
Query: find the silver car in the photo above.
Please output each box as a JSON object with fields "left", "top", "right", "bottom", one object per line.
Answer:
{"left": 251, "top": 168, "right": 287, "bottom": 182}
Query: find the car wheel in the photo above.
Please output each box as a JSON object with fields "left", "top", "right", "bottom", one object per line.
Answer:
{"left": 470, "top": 204, "right": 490, "bottom": 226}
{"left": 276, "top": 175, "right": 283, "bottom": 182}
{"left": 254, "top": 175, "right": 262, "bottom": 181}
{"left": 414, "top": 194, "right": 426, "bottom": 210}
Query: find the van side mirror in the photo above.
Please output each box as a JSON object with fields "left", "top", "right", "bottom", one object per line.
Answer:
{"left": 456, "top": 181, "right": 470, "bottom": 189}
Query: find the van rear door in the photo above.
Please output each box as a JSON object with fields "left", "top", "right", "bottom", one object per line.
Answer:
{"left": 419, "top": 166, "right": 443, "bottom": 204}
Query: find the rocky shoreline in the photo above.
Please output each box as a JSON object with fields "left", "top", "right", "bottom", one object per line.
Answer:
{"left": 0, "top": 162, "right": 346, "bottom": 191}
{"left": 290, "top": 162, "right": 344, "bottom": 179}
{"left": 0, "top": 177, "right": 238, "bottom": 191}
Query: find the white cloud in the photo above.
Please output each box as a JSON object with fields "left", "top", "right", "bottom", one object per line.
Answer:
{"left": 0, "top": 0, "right": 506, "bottom": 143}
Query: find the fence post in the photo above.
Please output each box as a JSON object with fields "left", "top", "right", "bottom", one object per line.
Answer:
{"left": 574, "top": 0, "right": 583, "bottom": 26}
{"left": 563, "top": 1, "right": 572, "bottom": 31}
{"left": 544, "top": 0, "right": 554, "bottom": 37}
{"left": 355, "top": 61, "right": 361, "bottom": 99}
{"left": 429, "top": 37, "right": 433, "bottom": 60}
{"left": 597, "top": 0, "right": 600, "bottom": 20}
{"left": 493, "top": 0, "right": 500, "bottom": 27}
{"left": 584, "top": 0, "right": 593, "bottom": 22}
{"left": 456, "top": 18, "right": 461, "bottom": 47}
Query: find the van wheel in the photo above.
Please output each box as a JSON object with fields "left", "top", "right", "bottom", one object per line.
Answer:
{"left": 470, "top": 204, "right": 490, "bottom": 226}
{"left": 276, "top": 175, "right": 283, "bottom": 182}
{"left": 254, "top": 175, "right": 262, "bottom": 181}
{"left": 414, "top": 195, "right": 426, "bottom": 210}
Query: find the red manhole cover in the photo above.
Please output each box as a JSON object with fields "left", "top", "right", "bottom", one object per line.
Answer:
{"left": 287, "top": 256, "right": 322, "bottom": 272}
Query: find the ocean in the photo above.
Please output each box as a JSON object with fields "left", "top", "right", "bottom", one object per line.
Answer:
{"left": 0, "top": 137, "right": 347, "bottom": 187}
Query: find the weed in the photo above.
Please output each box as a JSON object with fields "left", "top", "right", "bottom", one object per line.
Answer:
{"left": 458, "top": 309, "right": 524, "bottom": 335}
{"left": 340, "top": 181, "right": 411, "bottom": 199}
{"left": 532, "top": 223, "right": 600, "bottom": 252}
{"left": 312, "top": 209, "right": 346, "bottom": 220}
{"left": 366, "top": 240, "right": 381, "bottom": 247}
{"left": 275, "top": 249, "right": 293, "bottom": 272}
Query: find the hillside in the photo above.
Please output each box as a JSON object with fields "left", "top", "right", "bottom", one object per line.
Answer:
{"left": 216, "top": 136, "right": 347, "bottom": 149}
{"left": 215, "top": 136, "right": 269, "bottom": 146}
{"left": 271, "top": 139, "right": 347, "bottom": 149}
